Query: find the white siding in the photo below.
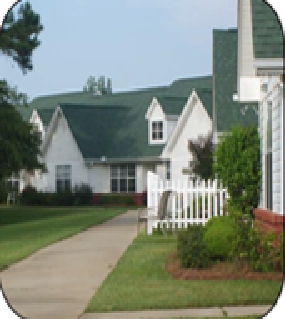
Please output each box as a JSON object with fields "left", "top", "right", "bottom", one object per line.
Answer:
{"left": 259, "top": 75, "right": 283, "bottom": 214}
{"left": 88, "top": 165, "right": 110, "bottom": 193}
{"left": 41, "top": 115, "right": 88, "bottom": 192}
{"left": 166, "top": 97, "right": 212, "bottom": 180}
{"left": 166, "top": 119, "right": 177, "bottom": 139}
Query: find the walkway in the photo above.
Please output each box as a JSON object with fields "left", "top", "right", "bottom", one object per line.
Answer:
{"left": 0, "top": 209, "right": 274, "bottom": 319}
{"left": 1, "top": 209, "right": 138, "bottom": 319}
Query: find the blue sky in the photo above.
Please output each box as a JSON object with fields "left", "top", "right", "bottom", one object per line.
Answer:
{"left": 0, "top": 0, "right": 283, "bottom": 101}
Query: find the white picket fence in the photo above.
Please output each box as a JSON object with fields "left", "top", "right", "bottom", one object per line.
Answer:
{"left": 147, "top": 171, "right": 229, "bottom": 234}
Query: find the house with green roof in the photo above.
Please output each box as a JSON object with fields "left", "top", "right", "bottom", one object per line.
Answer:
{"left": 236, "top": 0, "right": 283, "bottom": 231}
{"left": 26, "top": 77, "right": 213, "bottom": 204}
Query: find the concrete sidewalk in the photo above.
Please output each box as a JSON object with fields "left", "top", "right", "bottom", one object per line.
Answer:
{"left": 1, "top": 209, "right": 138, "bottom": 319}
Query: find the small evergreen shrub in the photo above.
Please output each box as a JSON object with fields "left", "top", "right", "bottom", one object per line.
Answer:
{"left": 204, "top": 215, "right": 236, "bottom": 261}
{"left": 73, "top": 183, "right": 93, "bottom": 205}
{"left": 0, "top": 181, "right": 8, "bottom": 204}
{"left": 177, "top": 224, "right": 210, "bottom": 269}
{"left": 20, "top": 185, "right": 38, "bottom": 205}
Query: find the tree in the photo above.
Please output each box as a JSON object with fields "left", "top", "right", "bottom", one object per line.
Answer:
{"left": 0, "top": 2, "right": 43, "bottom": 73}
{"left": 214, "top": 125, "right": 261, "bottom": 215}
{"left": 83, "top": 75, "right": 112, "bottom": 95}
{"left": 188, "top": 132, "right": 214, "bottom": 180}
{"left": 0, "top": 2, "right": 44, "bottom": 182}
{"left": 83, "top": 76, "right": 98, "bottom": 94}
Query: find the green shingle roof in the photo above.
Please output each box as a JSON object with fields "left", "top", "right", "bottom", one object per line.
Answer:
{"left": 213, "top": 29, "right": 257, "bottom": 132}
{"left": 60, "top": 101, "right": 164, "bottom": 160}
{"left": 252, "top": 0, "right": 283, "bottom": 59}
{"left": 23, "top": 76, "right": 213, "bottom": 160}
{"left": 167, "top": 75, "right": 212, "bottom": 97}
{"left": 37, "top": 108, "right": 54, "bottom": 126}
{"left": 156, "top": 96, "right": 188, "bottom": 115}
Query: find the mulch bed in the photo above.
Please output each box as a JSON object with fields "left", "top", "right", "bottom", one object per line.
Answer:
{"left": 165, "top": 252, "right": 283, "bottom": 281}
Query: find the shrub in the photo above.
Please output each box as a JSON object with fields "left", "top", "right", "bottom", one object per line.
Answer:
{"left": 249, "top": 227, "right": 284, "bottom": 272}
{"left": 214, "top": 125, "right": 261, "bottom": 216}
{"left": 73, "top": 183, "right": 93, "bottom": 205}
{"left": 20, "top": 185, "right": 38, "bottom": 205}
{"left": 177, "top": 224, "right": 210, "bottom": 269}
{"left": 204, "top": 215, "right": 236, "bottom": 261}
{"left": 97, "top": 194, "right": 135, "bottom": 206}
{"left": 0, "top": 180, "right": 8, "bottom": 204}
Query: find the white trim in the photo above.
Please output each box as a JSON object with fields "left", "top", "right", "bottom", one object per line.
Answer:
{"left": 254, "top": 59, "right": 284, "bottom": 69}
{"left": 149, "top": 119, "right": 167, "bottom": 145}
{"left": 162, "top": 90, "right": 199, "bottom": 156}
{"left": 145, "top": 97, "right": 160, "bottom": 120}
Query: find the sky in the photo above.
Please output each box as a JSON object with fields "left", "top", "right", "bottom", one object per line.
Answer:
{"left": 0, "top": 0, "right": 284, "bottom": 101}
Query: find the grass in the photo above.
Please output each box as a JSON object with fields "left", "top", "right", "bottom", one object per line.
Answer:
{"left": 86, "top": 234, "right": 282, "bottom": 312}
{"left": 0, "top": 205, "right": 126, "bottom": 271}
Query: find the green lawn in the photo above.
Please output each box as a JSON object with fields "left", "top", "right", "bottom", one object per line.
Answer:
{"left": 0, "top": 205, "right": 126, "bottom": 271}
{"left": 86, "top": 234, "right": 282, "bottom": 312}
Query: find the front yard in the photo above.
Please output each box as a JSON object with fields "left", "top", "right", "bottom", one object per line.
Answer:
{"left": 0, "top": 206, "right": 126, "bottom": 271}
{"left": 86, "top": 234, "right": 282, "bottom": 312}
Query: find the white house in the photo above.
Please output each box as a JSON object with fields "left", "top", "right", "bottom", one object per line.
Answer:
{"left": 236, "top": 0, "right": 284, "bottom": 232}
{"left": 25, "top": 78, "right": 213, "bottom": 205}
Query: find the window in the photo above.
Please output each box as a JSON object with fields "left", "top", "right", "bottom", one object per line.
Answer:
{"left": 111, "top": 164, "right": 136, "bottom": 193}
{"left": 166, "top": 160, "right": 171, "bottom": 180}
{"left": 56, "top": 165, "right": 71, "bottom": 192}
{"left": 152, "top": 121, "right": 163, "bottom": 141}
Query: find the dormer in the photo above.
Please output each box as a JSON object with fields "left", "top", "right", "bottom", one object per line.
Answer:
{"left": 145, "top": 98, "right": 167, "bottom": 145}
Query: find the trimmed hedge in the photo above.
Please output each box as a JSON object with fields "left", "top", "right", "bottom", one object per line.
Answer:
{"left": 203, "top": 215, "right": 236, "bottom": 261}
{"left": 20, "top": 183, "right": 93, "bottom": 206}
{"left": 96, "top": 194, "right": 135, "bottom": 206}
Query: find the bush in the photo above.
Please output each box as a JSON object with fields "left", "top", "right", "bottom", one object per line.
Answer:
{"left": 214, "top": 125, "right": 261, "bottom": 216}
{"left": 204, "top": 215, "right": 236, "bottom": 261}
{"left": 0, "top": 181, "right": 8, "bottom": 204}
{"left": 97, "top": 194, "right": 135, "bottom": 206}
{"left": 73, "top": 183, "right": 93, "bottom": 205}
{"left": 177, "top": 224, "right": 210, "bottom": 269}
{"left": 20, "top": 185, "right": 38, "bottom": 205}
{"left": 249, "top": 227, "right": 283, "bottom": 272}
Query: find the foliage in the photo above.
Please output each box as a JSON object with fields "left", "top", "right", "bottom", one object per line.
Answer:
{"left": 20, "top": 184, "right": 93, "bottom": 206}
{"left": 228, "top": 207, "right": 283, "bottom": 273}
{"left": 20, "top": 185, "right": 38, "bottom": 205}
{"left": 0, "top": 2, "right": 43, "bottom": 73}
{"left": 204, "top": 215, "right": 236, "bottom": 261}
{"left": 0, "top": 98, "right": 44, "bottom": 180}
{"left": 0, "top": 180, "right": 8, "bottom": 204}
{"left": 73, "top": 183, "right": 93, "bottom": 205}
{"left": 97, "top": 194, "right": 135, "bottom": 206}
{"left": 188, "top": 132, "right": 214, "bottom": 180}
{"left": 83, "top": 75, "right": 112, "bottom": 95}
{"left": 0, "top": 2, "right": 44, "bottom": 182}
{"left": 86, "top": 233, "right": 281, "bottom": 312}
{"left": 177, "top": 225, "right": 210, "bottom": 269}
{"left": 249, "top": 227, "right": 283, "bottom": 273}
{"left": 214, "top": 125, "right": 261, "bottom": 215}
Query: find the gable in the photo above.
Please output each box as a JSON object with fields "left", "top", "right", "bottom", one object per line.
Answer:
{"left": 163, "top": 91, "right": 212, "bottom": 156}
{"left": 44, "top": 111, "right": 84, "bottom": 164}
